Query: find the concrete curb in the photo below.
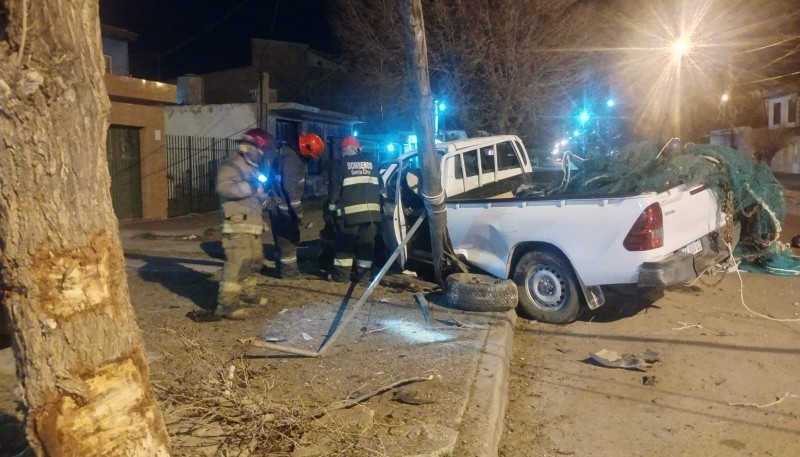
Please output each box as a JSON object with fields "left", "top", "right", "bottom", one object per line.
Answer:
{"left": 452, "top": 309, "right": 517, "bottom": 457}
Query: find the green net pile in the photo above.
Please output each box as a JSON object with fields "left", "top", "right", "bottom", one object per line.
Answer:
{"left": 559, "top": 142, "right": 799, "bottom": 276}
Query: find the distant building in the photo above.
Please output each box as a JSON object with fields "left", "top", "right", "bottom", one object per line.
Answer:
{"left": 163, "top": 39, "right": 362, "bottom": 215}
{"left": 101, "top": 24, "right": 136, "bottom": 76}
{"left": 764, "top": 88, "right": 800, "bottom": 174}
{"left": 766, "top": 92, "right": 798, "bottom": 130}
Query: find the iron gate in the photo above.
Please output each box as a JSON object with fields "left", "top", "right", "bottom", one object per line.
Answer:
{"left": 166, "top": 135, "right": 238, "bottom": 217}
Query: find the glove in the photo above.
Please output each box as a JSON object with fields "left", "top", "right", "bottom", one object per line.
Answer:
{"left": 325, "top": 203, "right": 338, "bottom": 222}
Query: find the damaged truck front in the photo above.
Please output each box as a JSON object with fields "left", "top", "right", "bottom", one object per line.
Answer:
{"left": 381, "top": 135, "right": 739, "bottom": 324}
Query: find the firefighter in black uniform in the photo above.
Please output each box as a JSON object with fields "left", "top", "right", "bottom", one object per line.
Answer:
{"left": 263, "top": 133, "right": 324, "bottom": 279}
{"left": 327, "top": 136, "right": 382, "bottom": 283}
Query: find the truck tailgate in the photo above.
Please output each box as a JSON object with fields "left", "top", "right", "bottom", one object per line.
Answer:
{"left": 657, "top": 185, "right": 725, "bottom": 253}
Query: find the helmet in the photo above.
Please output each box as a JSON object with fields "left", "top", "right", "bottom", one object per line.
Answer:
{"left": 299, "top": 133, "right": 325, "bottom": 159}
{"left": 240, "top": 128, "right": 274, "bottom": 151}
{"left": 341, "top": 136, "right": 360, "bottom": 150}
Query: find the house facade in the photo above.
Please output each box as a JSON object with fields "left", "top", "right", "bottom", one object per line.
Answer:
{"left": 102, "top": 25, "right": 177, "bottom": 220}
{"left": 765, "top": 90, "right": 800, "bottom": 174}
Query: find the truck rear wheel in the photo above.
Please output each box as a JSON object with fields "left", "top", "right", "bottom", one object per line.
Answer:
{"left": 443, "top": 273, "right": 518, "bottom": 312}
{"left": 513, "top": 250, "right": 582, "bottom": 324}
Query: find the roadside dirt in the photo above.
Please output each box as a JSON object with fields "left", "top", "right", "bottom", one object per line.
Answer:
{"left": 500, "top": 224, "right": 800, "bottom": 457}
{"left": 0, "top": 204, "right": 495, "bottom": 457}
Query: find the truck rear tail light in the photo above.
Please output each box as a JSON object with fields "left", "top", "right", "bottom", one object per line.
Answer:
{"left": 623, "top": 203, "right": 664, "bottom": 251}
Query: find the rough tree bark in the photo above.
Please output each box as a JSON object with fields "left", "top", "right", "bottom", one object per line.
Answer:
{"left": 0, "top": 1, "right": 169, "bottom": 456}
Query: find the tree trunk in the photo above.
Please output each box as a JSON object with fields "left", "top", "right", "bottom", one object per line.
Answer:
{"left": 397, "top": 0, "right": 448, "bottom": 284}
{"left": 0, "top": 1, "right": 170, "bottom": 456}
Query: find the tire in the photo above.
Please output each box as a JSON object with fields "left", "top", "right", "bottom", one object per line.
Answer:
{"left": 443, "top": 273, "right": 518, "bottom": 313}
{"left": 513, "top": 250, "right": 582, "bottom": 324}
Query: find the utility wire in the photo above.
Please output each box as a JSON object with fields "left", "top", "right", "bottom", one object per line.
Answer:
{"left": 738, "top": 34, "right": 800, "bottom": 54}
{"left": 736, "top": 69, "right": 800, "bottom": 86}
{"left": 159, "top": 0, "right": 255, "bottom": 58}
{"left": 130, "top": 0, "right": 255, "bottom": 67}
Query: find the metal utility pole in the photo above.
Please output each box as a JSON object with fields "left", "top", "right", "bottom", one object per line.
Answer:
{"left": 397, "top": 0, "right": 447, "bottom": 284}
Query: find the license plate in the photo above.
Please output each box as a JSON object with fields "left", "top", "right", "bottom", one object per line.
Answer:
{"left": 680, "top": 239, "right": 703, "bottom": 255}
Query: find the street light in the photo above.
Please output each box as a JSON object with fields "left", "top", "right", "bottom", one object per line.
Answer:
{"left": 672, "top": 36, "right": 691, "bottom": 58}
{"left": 721, "top": 93, "right": 729, "bottom": 103}
{"left": 434, "top": 100, "right": 447, "bottom": 138}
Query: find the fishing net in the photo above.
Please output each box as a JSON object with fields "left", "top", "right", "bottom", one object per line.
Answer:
{"left": 552, "top": 141, "right": 799, "bottom": 276}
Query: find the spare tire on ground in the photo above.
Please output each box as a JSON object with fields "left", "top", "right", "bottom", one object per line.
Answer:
{"left": 443, "top": 273, "right": 518, "bottom": 312}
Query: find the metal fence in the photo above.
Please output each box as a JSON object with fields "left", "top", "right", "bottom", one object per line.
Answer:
{"left": 166, "top": 135, "right": 238, "bottom": 217}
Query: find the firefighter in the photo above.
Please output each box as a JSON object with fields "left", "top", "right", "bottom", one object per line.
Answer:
{"left": 214, "top": 128, "right": 274, "bottom": 320}
{"left": 263, "top": 133, "right": 324, "bottom": 278}
{"left": 328, "top": 136, "right": 382, "bottom": 283}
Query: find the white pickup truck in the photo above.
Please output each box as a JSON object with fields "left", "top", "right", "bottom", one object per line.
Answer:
{"left": 380, "top": 135, "right": 738, "bottom": 324}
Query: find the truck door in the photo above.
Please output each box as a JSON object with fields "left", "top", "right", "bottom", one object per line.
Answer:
{"left": 380, "top": 160, "right": 409, "bottom": 267}
{"left": 381, "top": 153, "right": 430, "bottom": 267}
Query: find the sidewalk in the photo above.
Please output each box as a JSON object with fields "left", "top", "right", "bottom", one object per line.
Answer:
{"left": 118, "top": 211, "right": 515, "bottom": 457}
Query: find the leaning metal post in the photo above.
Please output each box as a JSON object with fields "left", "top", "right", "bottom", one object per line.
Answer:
{"left": 240, "top": 213, "right": 428, "bottom": 357}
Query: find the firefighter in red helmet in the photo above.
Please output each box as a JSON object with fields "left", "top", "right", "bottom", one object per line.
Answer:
{"left": 262, "top": 133, "right": 324, "bottom": 279}
{"left": 214, "top": 128, "right": 274, "bottom": 320}
{"left": 327, "top": 136, "right": 382, "bottom": 283}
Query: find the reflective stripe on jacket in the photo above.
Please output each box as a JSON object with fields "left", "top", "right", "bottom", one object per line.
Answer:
{"left": 216, "top": 152, "right": 264, "bottom": 235}
{"left": 329, "top": 152, "right": 381, "bottom": 226}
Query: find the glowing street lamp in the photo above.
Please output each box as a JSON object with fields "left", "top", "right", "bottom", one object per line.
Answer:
{"left": 434, "top": 99, "right": 447, "bottom": 137}
{"left": 672, "top": 36, "right": 691, "bottom": 58}
{"left": 578, "top": 110, "right": 590, "bottom": 124}
{"left": 721, "top": 93, "right": 729, "bottom": 103}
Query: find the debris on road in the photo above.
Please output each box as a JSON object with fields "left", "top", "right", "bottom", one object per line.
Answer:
{"left": 642, "top": 349, "right": 660, "bottom": 364}
{"left": 589, "top": 348, "right": 659, "bottom": 371}
{"left": 302, "top": 332, "right": 314, "bottom": 341}
{"left": 728, "top": 392, "right": 798, "bottom": 409}
{"left": 642, "top": 375, "right": 657, "bottom": 386}
{"left": 311, "top": 375, "right": 433, "bottom": 419}
{"left": 673, "top": 321, "right": 703, "bottom": 330}
{"left": 413, "top": 292, "right": 431, "bottom": 326}
{"left": 393, "top": 388, "right": 435, "bottom": 405}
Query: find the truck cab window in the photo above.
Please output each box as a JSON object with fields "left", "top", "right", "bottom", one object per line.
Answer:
{"left": 497, "top": 141, "right": 521, "bottom": 171}
{"left": 480, "top": 146, "right": 496, "bottom": 174}
{"left": 463, "top": 150, "right": 479, "bottom": 177}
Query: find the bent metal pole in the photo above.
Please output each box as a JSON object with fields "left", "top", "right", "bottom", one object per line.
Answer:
{"left": 239, "top": 213, "right": 428, "bottom": 357}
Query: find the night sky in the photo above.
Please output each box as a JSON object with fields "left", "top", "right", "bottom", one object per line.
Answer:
{"left": 99, "top": 0, "right": 336, "bottom": 81}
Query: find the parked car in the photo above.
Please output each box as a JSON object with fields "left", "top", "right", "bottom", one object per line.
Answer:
{"left": 380, "top": 135, "right": 738, "bottom": 324}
